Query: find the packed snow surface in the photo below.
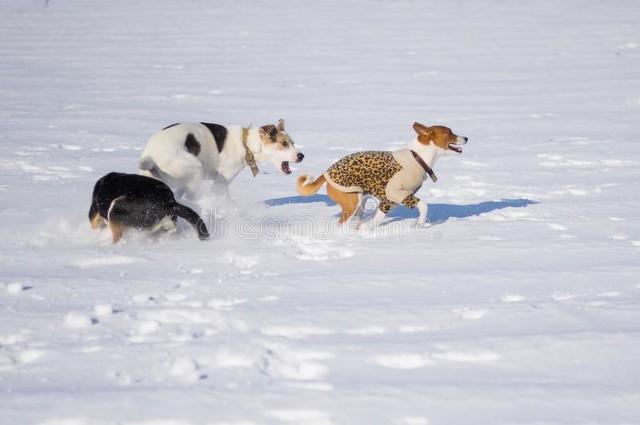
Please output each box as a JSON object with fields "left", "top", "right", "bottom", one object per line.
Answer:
{"left": 1, "top": 0, "right": 639, "bottom": 424}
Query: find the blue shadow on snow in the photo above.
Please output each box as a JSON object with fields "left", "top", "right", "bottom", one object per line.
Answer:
{"left": 264, "top": 195, "right": 536, "bottom": 223}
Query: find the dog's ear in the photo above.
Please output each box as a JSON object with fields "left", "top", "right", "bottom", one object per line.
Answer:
{"left": 413, "top": 122, "right": 432, "bottom": 136}
{"left": 260, "top": 125, "right": 277, "bottom": 140}
{"left": 276, "top": 118, "right": 285, "bottom": 131}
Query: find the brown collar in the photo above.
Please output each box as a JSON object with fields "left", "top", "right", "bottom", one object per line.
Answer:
{"left": 242, "top": 127, "right": 259, "bottom": 177}
{"left": 410, "top": 150, "right": 437, "bottom": 183}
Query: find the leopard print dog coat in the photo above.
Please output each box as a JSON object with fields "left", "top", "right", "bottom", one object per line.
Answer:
{"left": 323, "top": 149, "right": 434, "bottom": 213}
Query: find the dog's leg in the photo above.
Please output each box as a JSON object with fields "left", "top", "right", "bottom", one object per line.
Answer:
{"left": 212, "top": 176, "right": 232, "bottom": 200}
{"left": 350, "top": 193, "right": 364, "bottom": 223}
{"left": 327, "top": 184, "right": 359, "bottom": 224}
{"left": 109, "top": 220, "right": 124, "bottom": 244}
{"left": 184, "top": 170, "right": 203, "bottom": 200}
{"left": 360, "top": 209, "right": 387, "bottom": 231}
{"left": 362, "top": 200, "right": 392, "bottom": 229}
{"left": 416, "top": 200, "right": 429, "bottom": 225}
{"left": 90, "top": 213, "right": 105, "bottom": 229}
{"left": 369, "top": 209, "right": 387, "bottom": 226}
{"left": 402, "top": 195, "right": 429, "bottom": 226}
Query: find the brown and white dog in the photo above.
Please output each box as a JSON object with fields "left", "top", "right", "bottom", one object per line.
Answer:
{"left": 297, "top": 122, "right": 468, "bottom": 227}
{"left": 139, "top": 119, "right": 303, "bottom": 198}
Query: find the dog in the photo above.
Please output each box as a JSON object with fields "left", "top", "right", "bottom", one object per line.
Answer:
{"left": 139, "top": 119, "right": 303, "bottom": 198}
{"left": 89, "top": 172, "right": 210, "bottom": 243}
{"left": 297, "top": 122, "right": 468, "bottom": 226}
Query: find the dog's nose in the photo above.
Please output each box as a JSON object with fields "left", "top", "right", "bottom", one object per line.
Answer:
{"left": 297, "top": 153, "right": 305, "bottom": 162}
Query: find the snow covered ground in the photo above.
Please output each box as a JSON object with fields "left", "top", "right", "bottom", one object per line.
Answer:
{"left": 1, "top": 0, "right": 640, "bottom": 424}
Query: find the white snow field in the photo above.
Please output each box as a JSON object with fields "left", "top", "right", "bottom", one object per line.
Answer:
{"left": 1, "top": 0, "right": 639, "bottom": 424}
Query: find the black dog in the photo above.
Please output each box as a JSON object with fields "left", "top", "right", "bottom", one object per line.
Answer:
{"left": 89, "top": 172, "right": 210, "bottom": 243}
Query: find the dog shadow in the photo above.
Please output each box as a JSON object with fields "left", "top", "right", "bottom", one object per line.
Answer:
{"left": 388, "top": 198, "right": 537, "bottom": 222}
{"left": 264, "top": 195, "right": 536, "bottom": 223}
{"left": 264, "top": 194, "right": 337, "bottom": 207}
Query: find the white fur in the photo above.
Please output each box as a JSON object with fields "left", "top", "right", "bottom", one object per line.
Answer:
{"left": 416, "top": 200, "right": 428, "bottom": 224}
{"left": 106, "top": 195, "right": 124, "bottom": 222}
{"left": 139, "top": 123, "right": 301, "bottom": 197}
{"left": 151, "top": 216, "right": 177, "bottom": 233}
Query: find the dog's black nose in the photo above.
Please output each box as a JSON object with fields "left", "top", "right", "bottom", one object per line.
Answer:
{"left": 297, "top": 153, "right": 305, "bottom": 162}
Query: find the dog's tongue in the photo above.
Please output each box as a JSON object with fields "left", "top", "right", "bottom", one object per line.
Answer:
{"left": 281, "top": 161, "right": 291, "bottom": 174}
{"left": 449, "top": 145, "right": 463, "bottom": 153}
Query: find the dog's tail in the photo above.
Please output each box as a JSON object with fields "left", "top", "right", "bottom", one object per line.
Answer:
{"left": 297, "top": 174, "right": 326, "bottom": 196}
{"left": 172, "top": 203, "right": 210, "bottom": 240}
{"left": 139, "top": 156, "right": 169, "bottom": 181}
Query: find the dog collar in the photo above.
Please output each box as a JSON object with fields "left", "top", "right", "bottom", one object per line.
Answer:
{"left": 242, "top": 127, "right": 260, "bottom": 177}
{"left": 410, "top": 150, "right": 437, "bottom": 183}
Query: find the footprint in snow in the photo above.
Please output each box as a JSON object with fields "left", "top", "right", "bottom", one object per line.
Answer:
{"left": 131, "top": 294, "right": 156, "bottom": 304}
{"left": 452, "top": 307, "right": 486, "bottom": 320}
{"left": 597, "top": 291, "right": 620, "bottom": 298}
{"left": 197, "top": 350, "right": 254, "bottom": 369}
{"left": 369, "top": 353, "right": 435, "bottom": 369}
{"left": 169, "top": 356, "right": 205, "bottom": 382}
{"left": 260, "top": 326, "right": 335, "bottom": 339}
{"left": 285, "top": 381, "right": 333, "bottom": 392}
{"left": 164, "top": 292, "right": 188, "bottom": 303}
{"left": 551, "top": 292, "right": 578, "bottom": 301}
{"left": 0, "top": 349, "right": 46, "bottom": 371}
{"left": 207, "top": 297, "right": 249, "bottom": 310}
{"left": 4, "top": 282, "right": 27, "bottom": 295}
{"left": 93, "top": 304, "right": 113, "bottom": 318}
{"left": 264, "top": 409, "right": 333, "bottom": 425}
{"left": 259, "top": 341, "right": 334, "bottom": 381}
{"left": 500, "top": 293, "right": 525, "bottom": 303}
{"left": 220, "top": 251, "right": 261, "bottom": 272}
{"left": 393, "top": 417, "right": 430, "bottom": 425}
{"left": 70, "top": 255, "right": 143, "bottom": 269}
{"left": 64, "top": 312, "right": 96, "bottom": 328}
{"left": 432, "top": 349, "right": 501, "bottom": 363}
{"left": 611, "top": 234, "right": 629, "bottom": 241}
{"left": 344, "top": 326, "right": 386, "bottom": 335}
{"left": 80, "top": 346, "right": 103, "bottom": 354}
{"left": 286, "top": 237, "right": 354, "bottom": 261}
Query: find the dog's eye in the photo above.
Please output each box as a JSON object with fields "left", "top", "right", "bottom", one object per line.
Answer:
{"left": 281, "top": 141, "right": 289, "bottom": 147}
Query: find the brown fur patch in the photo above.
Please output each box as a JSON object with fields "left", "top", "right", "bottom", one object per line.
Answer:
{"left": 90, "top": 213, "right": 105, "bottom": 229}
{"left": 259, "top": 124, "right": 294, "bottom": 149}
{"left": 109, "top": 220, "right": 124, "bottom": 244}
{"left": 297, "top": 175, "right": 326, "bottom": 196}
{"left": 327, "top": 183, "right": 360, "bottom": 224}
{"left": 413, "top": 122, "right": 460, "bottom": 150}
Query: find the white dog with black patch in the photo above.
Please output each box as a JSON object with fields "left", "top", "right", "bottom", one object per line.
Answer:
{"left": 139, "top": 119, "right": 303, "bottom": 198}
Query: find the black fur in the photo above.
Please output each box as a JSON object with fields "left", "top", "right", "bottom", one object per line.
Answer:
{"left": 184, "top": 133, "right": 201, "bottom": 156}
{"left": 162, "top": 123, "right": 179, "bottom": 130}
{"left": 200, "top": 122, "right": 228, "bottom": 153}
{"left": 89, "top": 172, "right": 209, "bottom": 240}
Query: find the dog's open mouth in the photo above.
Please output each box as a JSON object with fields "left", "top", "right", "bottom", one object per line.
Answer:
{"left": 281, "top": 161, "right": 291, "bottom": 174}
{"left": 448, "top": 144, "right": 463, "bottom": 153}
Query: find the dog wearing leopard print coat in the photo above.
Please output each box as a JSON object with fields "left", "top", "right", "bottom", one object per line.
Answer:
{"left": 297, "top": 122, "right": 468, "bottom": 226}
